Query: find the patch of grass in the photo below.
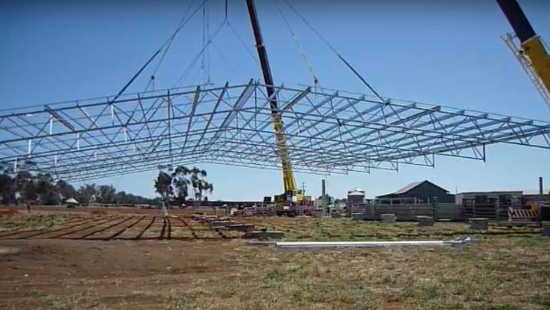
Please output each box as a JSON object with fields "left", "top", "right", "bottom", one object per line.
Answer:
{"left": 513, "top": 236, "right": 550, "bottom": 247}
{"left": 472, "top": 305, "right": 520, "bottom": 310}
{"left": 41, "top": 297, "right": 73, "bottom": 310}
{"left": 2, "top": 213, "right": 549, "bottom": 310}
{"left": 165, "top": 295, "right": 194, "bottom": 310}
{"left": 25, "top": 290, "right": 43, "bottom": 298}
{"left": 39, "top": 292, "right": 101, "bottom": 310}
{"left": 0, "top": 213, "right": 68, "bottom": 231}
{"left": 529, "top": 293, "right": 550, "bottom": 307}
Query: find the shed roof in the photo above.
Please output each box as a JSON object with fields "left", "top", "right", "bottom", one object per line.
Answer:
{"left": 384, "top": 180, "right": 449, "bottom": 196}
{"left": 394, "top": 181, "right": 425, "bottom": 194}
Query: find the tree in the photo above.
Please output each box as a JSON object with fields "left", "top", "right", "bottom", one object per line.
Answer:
{"left": 35, "top": 173, "right": 57, "bottom": 205}
{"left": 76, "top": 184, "right": 97, "bottom": 206}
{"left": 0, "top": 175, "right": 14, "bottom": 204}
{"left": 56, "top": 179, "right": 76, "bottom": 201}
{"left": 97, "top": 185, "right": 116, "bottom": 204}
{"left": 171, "top": 165, "right": 191, "bottom": 207}
{"left": 115, "top": 191, "right": 127, "bottom": 205}
{"left": 0, "top": 164, "right": 15, "bottom": 204}
{"left": 189, "top": 167, "right": 213, "bottom": 209}
{"left": 154, "top": 170, "right": 173, "bottom": 206}
{"left": 153, "top": 165, "right": 214, "bottom": 209}
{"left": 0, "top": 162, "right": 154, "bottom": 206}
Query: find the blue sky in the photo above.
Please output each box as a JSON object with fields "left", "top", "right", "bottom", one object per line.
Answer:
{"left": 1, "top": 0, "right": 550, "bottom": 200}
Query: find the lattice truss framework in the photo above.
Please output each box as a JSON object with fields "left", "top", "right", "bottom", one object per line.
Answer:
{"left": 1, "top": 80, "right": 550, "bottom": 182}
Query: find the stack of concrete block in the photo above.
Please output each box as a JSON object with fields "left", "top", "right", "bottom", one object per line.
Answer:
{"left": 416, "top": 216, "right": 435, "bottom": 227}
{"left": 197, "top": 215, "right": 219, "bottom": 224}
{"left": 351, "top": 213, "right": 366, "bottom": 221}
{"left": 226, "top": 224, "right": 255, "bottom": 233}
{"left": 245, "top": 230, "right": 285, "bottom": 240}
{"left": 380, "top": 213, "right": 397, "bottom": 223}
{"left": 469, "top": 218, "right": 489, "bottom": 231}
{"left": 541, "top": 224, "right": 550, "bottom": 237}
{"left": 210, "top": 220, "right": 236, "bottom": 226}
{"left": 210, "top": 220, "right": 237, "bottom": 231}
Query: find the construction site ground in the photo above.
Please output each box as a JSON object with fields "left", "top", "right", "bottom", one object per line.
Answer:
{"left": 1, "top": 207, "right": 550, "bottom": 310}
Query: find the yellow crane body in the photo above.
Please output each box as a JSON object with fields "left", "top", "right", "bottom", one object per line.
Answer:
{"left": 245, "top": 0, "right": 303, "bottom": 205}
{"left": 521, "top": 36, "right": 550, "bottom": 99}
{"left": 497, "top": 0, "right": 550, "bottom": 106}
{"left": 496, "top": 0, "right": 550, "bottom": 203}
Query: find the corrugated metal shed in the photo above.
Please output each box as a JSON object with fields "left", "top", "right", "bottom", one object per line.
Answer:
{"left": 376, "top": 180, "right": 455, "bottom": 203}
{"left": 392, "top": 180, "right": 449, "bottom": 195}
{"left": 393, "top": 181, "right": 425, "bottom": 195}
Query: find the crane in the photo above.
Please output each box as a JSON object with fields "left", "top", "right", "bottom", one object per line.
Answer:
{"left": 245, "top": 0, "right": 303, "bottom": 212}
{"left": 496, "top": 0, "right": 550, "bottom": 206}
{"left": 496, "top": 0, "right": 550, "bottom": 110}
{"left": 244, "top": 0, "right": 550, "bottom": 212}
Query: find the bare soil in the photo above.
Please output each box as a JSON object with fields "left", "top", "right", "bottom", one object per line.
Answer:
{"left": 1, "top": 209, "right": 549, "bottom": 310}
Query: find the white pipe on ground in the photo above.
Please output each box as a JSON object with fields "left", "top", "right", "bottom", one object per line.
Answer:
{"left": 271, "top": 237, "right": 472, "bottom": 250}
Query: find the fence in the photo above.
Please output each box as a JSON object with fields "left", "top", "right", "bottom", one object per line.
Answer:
{"left": 462, "top": 201, "right": 509, "bottom": 221}
{"left": 360, "top": 203, "right": 463, "bottom": 221}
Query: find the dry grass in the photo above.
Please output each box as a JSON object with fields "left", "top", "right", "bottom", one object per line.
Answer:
{"left": 1, "top": 211, "right": 549, "bottom": 309}
{"left": 246, "top": 217, "right": 540, "bottom": 241}
{"left": 0, "top": 212, "right": 69, "bottom": 232}
{"left": 156, "top": 237, "right": 550, "bottom": 310}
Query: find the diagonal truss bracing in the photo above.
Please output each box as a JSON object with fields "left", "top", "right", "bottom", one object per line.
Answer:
{"left": 1, "top": 81, "right": 550, "bottom": 182}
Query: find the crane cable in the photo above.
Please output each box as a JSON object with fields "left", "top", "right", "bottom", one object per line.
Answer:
{"left": 273, "top": 1, "right": 347, "bottom": 159}
{"left": 200, "top": 0, "right": 212, "bottom": 84}
{"left": 109, "top": 0, "right": 207, "bottom": 105}
{"left": 145, "top": 0, "right": 199, "bottom": 92}
{"left": 281, "top": 0, "right": 387, "bottom": 103}
{"left": 227, "top": 22, "right": 260, "bottom": 67}
{"left": 274, "top": 0, "right": 317, "bottom": 132}
{"left": 274, "top": 0, "right": 319, "bottom": 88}
{"left": 172, "top": 21, "right": 225, "bottom": 88}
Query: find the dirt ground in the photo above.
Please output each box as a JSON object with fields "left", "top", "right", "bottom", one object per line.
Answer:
{"left": 1, "top": 209, "right": 550, "bottom": 310}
